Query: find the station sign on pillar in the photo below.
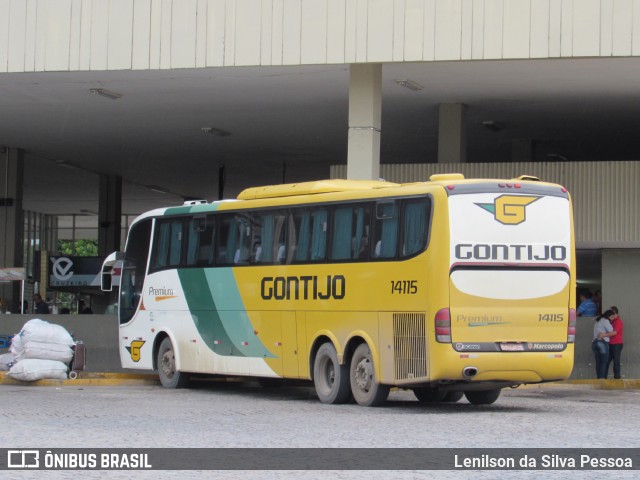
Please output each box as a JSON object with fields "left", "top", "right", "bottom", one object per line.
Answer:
{"left": 347, "top": 64, "right": 382, "bottom": 181}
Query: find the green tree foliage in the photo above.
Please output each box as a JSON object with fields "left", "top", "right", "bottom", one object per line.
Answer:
{"left": 57, "top": 239, "right": 99, "bottom": 257}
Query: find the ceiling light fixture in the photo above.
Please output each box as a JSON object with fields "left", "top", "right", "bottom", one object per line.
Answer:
{"left": 201, "top": 127, "right": 231, "bottom": 137}
{"left": 90, "top": 88, "right": 123, "bottom": 100}
{"left": 547, "top": 153, "right": 568, "bottom": 161}
{"left": 55, "top": 159, "right": 81, "bottom": 170}
{"left": 482, "top": 121, "right": 505, "bottom": 132}
{"left": 146, "top": 185, "right": 170, "bottom": 194}
{"left": 394, "top": 79, "right": 424, "bottom": 92}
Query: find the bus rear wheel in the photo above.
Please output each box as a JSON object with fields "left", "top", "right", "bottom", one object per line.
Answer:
{"left": 313, "top": 343, "right": 351, "bottom": 404}
{"left": 350, "top": 343, "right": 390, "bottom": 407}
{"left": 157, "top": 337, "right": 188, "bottom": 388}
{"left": 464, "top": 388, "right": 501, "bottom": 405}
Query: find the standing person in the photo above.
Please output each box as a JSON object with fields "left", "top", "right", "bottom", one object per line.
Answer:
{"left": 592, "top": 309, "right": 617, "bottom": 379}
{"left": 33, "top": 293, "right": 50, "bottom": 314}
{"left": 607, "top": 306, "right": 624, "bottom": 379}
{"left": 577, "top": 291, "right": 598, "bottom": 316}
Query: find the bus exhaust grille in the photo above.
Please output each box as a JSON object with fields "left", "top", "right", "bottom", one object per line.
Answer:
{"left": 393, "top": 313, "right": 427, "bottom": 380}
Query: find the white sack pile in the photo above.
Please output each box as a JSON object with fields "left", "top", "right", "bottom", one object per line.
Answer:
{"left": 7, "top": 319, "right": 74, "bottom": 381}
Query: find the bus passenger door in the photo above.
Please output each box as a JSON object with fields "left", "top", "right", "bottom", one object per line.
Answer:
{"left": 282, "top": 311, "right": 299, "bottom": 378}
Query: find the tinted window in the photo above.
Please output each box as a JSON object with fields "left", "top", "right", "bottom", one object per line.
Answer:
{"left": 186, "top": 215, "right": 215, "bottom": 266}
{"left": 330, "top": 204, "right": 370, "bottom": 261}
{"left": 151, "top": 218, "right": 184, "bottom": 270}
{"left": 372, "top": 201, "right": 398, "bottom": 259}
{"left": 401, "top": 197, "right": 431, "bottom": 257}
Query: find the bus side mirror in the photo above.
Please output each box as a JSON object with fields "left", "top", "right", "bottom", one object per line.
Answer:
{"left": 101, "top": 268, "right": 113, "bottom": 292}
{"left": 101, "top": 252, "right": 124, "bottom": 292}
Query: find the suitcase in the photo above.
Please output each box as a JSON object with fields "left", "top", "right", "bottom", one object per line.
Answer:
{"left": 68, "top": 341, "right": 87, "bottom": 379}
{"left": 0, "top": 335, "right": 13, "bottom": 349}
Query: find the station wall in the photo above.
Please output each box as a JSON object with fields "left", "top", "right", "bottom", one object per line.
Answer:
{"left": 3, "top": 0, "right": 640, "bottom": 73}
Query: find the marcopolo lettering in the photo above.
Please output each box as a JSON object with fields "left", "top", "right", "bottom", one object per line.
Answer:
{"left": 261, "top": 275, "right": 346, "bottom": 300}
{"left": 454, "top": 243, "right": 567, "bottom": 262}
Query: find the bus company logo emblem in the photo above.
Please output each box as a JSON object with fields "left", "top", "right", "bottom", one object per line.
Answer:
{"left": 476, "top": 195, "right": 540, "bottom": 225}
{"left": 125, "top": 340, "right": 146, "bottom": 362}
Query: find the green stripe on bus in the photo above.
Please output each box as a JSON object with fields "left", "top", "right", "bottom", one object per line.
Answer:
{"left": 178, "top": 268, "right": 276, "bottom": 359}
{"left": 165, "top": 203, "right": 219, "bottom": 216}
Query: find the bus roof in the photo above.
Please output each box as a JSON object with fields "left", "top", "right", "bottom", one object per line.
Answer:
{"left": 237, "top": 179, "right": 399, "bottom": 200}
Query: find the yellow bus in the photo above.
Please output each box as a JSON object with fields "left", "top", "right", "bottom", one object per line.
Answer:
{"left": 102, "top": 174, "right": 575, "bottom": 406}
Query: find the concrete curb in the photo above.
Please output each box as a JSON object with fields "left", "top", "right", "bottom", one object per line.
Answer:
{"left": 561, "top": 379, "right": 640, "bottom": 390}
{"left": 0, "top": 371, "right": 160, "bottom": 387}
{"left": 1, "top": 371, "right": 638, "bottom": 389}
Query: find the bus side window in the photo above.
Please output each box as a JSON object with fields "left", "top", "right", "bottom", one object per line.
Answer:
{"left": 353, "top": 206, "right": 369, "bottom": 260}
{"left": 401, "top": 197, "right": 431, "bottom": 257}
{"left": 216, "top": 215, "right": 233, "bottom": 264}
{"left": 310, "top": 208, "right": 327, "bottom": 261}
{"left": 186, "top": 215, "right": 215, "bottom": 266}
{"left": 273, "top": 214, "right": 287, "bottom": 263}
{"left": 152, "top": 219, "right": 184, "bottom": 269}
{"left": 257, "top": 214, "right": 274, "bottom": 263}
{"left": 373, "top": 201, "right": 398, "bottom": 259}
{"left": 234, "top": 216, "right": 252, "bottom": 264}
{"left": 331, "top": 206, "right": 352, "bottom": 260}
{"left": 254, "top": 211, "right": 286, "bottom": 264}
{"left": 290, "top": 210, "right": 311, "bottom": 262}
{"left": 330, "top": 204, "right": 369, "bottom": 261}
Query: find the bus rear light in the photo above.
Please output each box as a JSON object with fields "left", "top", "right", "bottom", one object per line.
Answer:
{"left": 567, "top": 308, "right": 577, "bottom": 343}
{"left": 435, "top": 308, "right": 451, "bottom": 343}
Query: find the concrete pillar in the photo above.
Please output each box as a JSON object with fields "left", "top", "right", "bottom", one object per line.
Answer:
{"left": 0, "top": 147, "right": 25, "bottom": 312}
{"left": 347, "top": 64, "right": 382, "bottom": 180}
{"left": 438, "top": 103, "right": 467, "bottom": 163}
{"left": 512, "top": 138, "right": 534, "bottom": 162}
{"left": 98, "top": 174, "right": 122, "bottom": 255}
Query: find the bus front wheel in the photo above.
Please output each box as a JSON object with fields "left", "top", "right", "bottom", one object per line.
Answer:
{"left": 157, "top": 337, "right": 188, "bottom": 388}
{"left": 350, "top": 343, "right": 390, "bottom": 407}
{"left": 464, "top": 388, "right": 501, "bottom": 405}
{"left": 313, "top": 343, "right": 351, "bottom": 404}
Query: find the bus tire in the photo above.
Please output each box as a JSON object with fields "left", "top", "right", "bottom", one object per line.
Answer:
{"left": 157, "top": 337, "right": 189, "bottom": 389}
{"left": 313, "top": 343, "right": 351, "bottom": 404}
{"left": 350, "top": 343, "right": 390, "bottom": 407}
{"left": 413, "top": 387, "right": 447, "bottom": 403}
{"left": 464, "top": 388, "right": 501, "bottom": 405}
{"left": 443, "top": 391, "right": 464, "bottom": 403}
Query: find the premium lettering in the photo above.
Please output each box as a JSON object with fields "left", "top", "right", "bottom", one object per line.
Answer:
{"left": 148, "top": 286, "right": 174, "bottom": 296}
{"left": 261, "top": 275, "right": 345, "bottom": 300}
{"left": 454, "top": 244, "right": 566, "bottom": 262}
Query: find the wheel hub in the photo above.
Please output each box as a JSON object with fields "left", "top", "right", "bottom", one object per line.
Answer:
{"left": 354, "top": 358, "right": 372, "bottom": 391}
{"left": 161, "top": 351, "right": 174, "bottom": 379}
{"left": 327, "top": 364, "right": 335, "bottom": 385}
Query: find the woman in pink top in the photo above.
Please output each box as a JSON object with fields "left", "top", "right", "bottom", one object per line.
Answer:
{"left": 608, "top": 306, "right": 624, "bottom": 379}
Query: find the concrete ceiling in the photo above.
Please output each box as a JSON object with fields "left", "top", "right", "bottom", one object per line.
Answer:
{"left": 2, "top": 56, "right": 640, "bottom": 218}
